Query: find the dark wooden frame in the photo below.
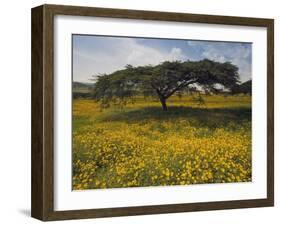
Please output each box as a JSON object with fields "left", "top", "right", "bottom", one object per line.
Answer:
{"left": 31, "top": 4, "right": 274, "bottom": 221}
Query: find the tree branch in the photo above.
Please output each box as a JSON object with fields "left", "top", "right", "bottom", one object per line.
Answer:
{"left": 165, "top": 79, "right": 197, "bottom": 99}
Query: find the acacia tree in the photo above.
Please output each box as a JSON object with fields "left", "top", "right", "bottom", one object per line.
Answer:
{"left": 92, "top": 59, "right": 240, "bottom": 111}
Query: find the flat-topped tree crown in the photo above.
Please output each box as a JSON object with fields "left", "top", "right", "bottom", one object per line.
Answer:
{"left": 92, "top": 59, "right": 240, "bottom": 111}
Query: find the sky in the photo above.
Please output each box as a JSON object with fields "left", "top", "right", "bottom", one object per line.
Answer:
{"left": 72, "top": 35, "right": 252, "bottom": 83}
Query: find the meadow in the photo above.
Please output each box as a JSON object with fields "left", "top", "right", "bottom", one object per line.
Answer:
{"left": 72, "top": 95, "right": 252, "bottom": 190}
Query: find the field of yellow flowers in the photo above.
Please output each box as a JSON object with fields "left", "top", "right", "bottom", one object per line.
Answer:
{"left": 72, "top": 95, "right": 252, "bottom": 190}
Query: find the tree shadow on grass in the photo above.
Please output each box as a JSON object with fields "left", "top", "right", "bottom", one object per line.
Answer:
{"left": 100, "top": 106, "right": 251, "bottom": 129}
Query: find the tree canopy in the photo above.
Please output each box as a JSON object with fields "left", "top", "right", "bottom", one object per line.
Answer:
{"left": 92, "top": 59, "right": 240, "bottom": 110}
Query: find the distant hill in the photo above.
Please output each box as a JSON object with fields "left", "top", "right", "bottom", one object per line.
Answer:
{"left": 73, "top": 81, "right": 95, "bottom": 99}
{"left": 73, "top": 81, "right": 95, "bottom": 89}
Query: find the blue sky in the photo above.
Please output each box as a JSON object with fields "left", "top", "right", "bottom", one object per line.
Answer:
{"left": 73, "top": 35, "right": 252, "bottom": 83}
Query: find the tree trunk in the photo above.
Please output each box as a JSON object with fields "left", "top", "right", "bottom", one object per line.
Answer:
{"left": 159, "top": 96, "right": 168, "bottom": 111}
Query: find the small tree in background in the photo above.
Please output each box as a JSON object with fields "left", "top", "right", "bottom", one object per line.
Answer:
{"left": 231, "top": 80, "right": 252, "bottom": 95}
{"left": 92, "top": 59, "right": 240, "bottom": 111}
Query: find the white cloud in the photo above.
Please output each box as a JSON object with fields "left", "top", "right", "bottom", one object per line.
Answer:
{"left": 73, "top": 38, "right": 252, "bottom": 83}
{"left": 186, "top": 41, "right": 252, "bottom": 82}
{"left": 73, "top": 39, "right": 187, "bottom": 82}
{"left": 168, "top": 47, "right": 186, "bottom": 61}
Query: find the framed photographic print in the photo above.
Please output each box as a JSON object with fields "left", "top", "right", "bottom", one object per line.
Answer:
{"left": 31, "top": 4, "right": 274, "bottom": 221}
